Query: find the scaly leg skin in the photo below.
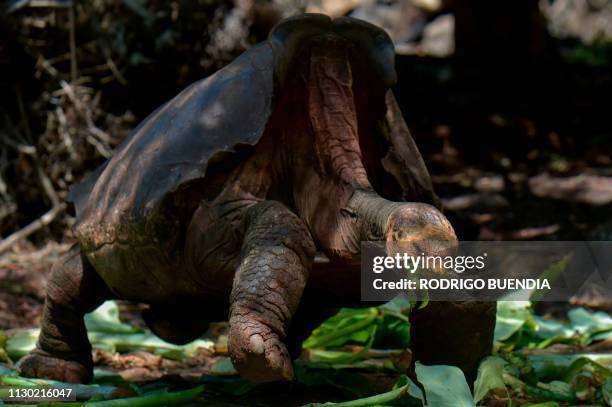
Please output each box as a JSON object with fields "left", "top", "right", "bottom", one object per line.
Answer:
{"left": 228, "top": 201, "right": 315, "bottom": 382}
{"left": 17, "top": 246, "right": 112, "bottom": 383}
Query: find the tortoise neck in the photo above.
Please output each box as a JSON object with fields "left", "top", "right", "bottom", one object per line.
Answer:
{"left": 306, "top": 39, "right": 372, "bottom": 190}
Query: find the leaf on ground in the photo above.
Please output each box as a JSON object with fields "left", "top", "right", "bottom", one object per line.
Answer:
{"left": 603, "top": 376, "right": 612, "bottom": 406}
{"left": 562, "top": 356, "right": 612, "bottom": 382}
{"left": 536, "top": 380, "right": 574, "bottom": 399}
{"left": 591, "top": 330, "right": 612, "bottom": 342}
{"left": 497, "top": 303, "right": 612, "bottom": 349}
{"left": 295, "top": 362, "right": 373, "bottom": 398}
{"left": 87, "top": 332, "right": 213, "bottom": 360}
{"left": 75, "top": 384, "right": 204, "bottom": 406}
{"left": 5, "top": 301, "right": 214, "bottom": 363}
{"left": 568, "top": 307, "right": 612, "bottom": 339}
{"left": 526, "top": 353, "right": 612, "bottom": 381}
{"left": 378, "top": 295, "right": 412, "bottom": 314}
{"left": 5, "top": 328, "right": 38, "bottom": 359}
{"left": 373, "top": 313, "right": 410, "bottom": 349}
{"left": 84, "top": 301, "right": 143, "bottom": 334}
{"left": 305, "top": 349, "right": 365, "bottom": 365}
{"left": 0, "top": 369, "right": 125, "bottom": 401}
{"left": 93, "top": 368, "right": 128, "bottom": 384}
{"left": 494, "top": 301, "right": 532, "bottom": 341}
{"left": 415, "top": 362, "right": 475, "bottom": 407}
{"left": 79, "top": 302, "right": 207, "bottom": 359}
{"left": 304, "top": 300, "right": 411, "bottom": 351}
{"left": 473, "top": 356, "right": 507, "bottom": 403}
{"left": 303, "top": 308, "right": 379, "bottom": 349}
{"left": 217, "top": 378, "right": 258, "bottom": 396}
{"left": 532, "top": 317, "right": 576, "bottom": 340}
{"left": 209, "top": 357, "right": 237, "bottom": 376}
{"left": 301, "top": 374, "right": 423, "bottom": 407}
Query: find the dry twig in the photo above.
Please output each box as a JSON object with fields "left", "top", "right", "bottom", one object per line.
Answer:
{"left": 0, "top": 203, "right": 66, "bottom": 254}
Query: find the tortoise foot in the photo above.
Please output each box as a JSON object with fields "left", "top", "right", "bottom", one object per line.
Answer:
{"left": 229, "top": 320, "right": 293, "bottom": 383}
{"left": 17, "top": 350, "right": 92, "bottom": 383}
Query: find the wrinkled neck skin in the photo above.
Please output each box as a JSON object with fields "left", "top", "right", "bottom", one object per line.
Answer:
{"left": 282, "top": 37, "right": 390, "bottom": 262}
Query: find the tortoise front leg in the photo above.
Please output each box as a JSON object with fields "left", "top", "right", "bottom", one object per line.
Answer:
{"left": 228, "top": 201, "right": 315, "bottom": 382}
{"left": 18, "top": 246, "right": 113, "bottom": 383}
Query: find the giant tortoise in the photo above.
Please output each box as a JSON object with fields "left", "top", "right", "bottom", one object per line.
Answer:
{"left": 18, "top": 14, "right": 495, "bottom": 384}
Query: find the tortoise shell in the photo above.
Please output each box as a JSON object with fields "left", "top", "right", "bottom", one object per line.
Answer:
{"left": 68, "top": 14, "right": 437, "bottom": 284}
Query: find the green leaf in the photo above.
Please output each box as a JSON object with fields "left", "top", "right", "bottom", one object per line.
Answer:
{"left": 525, "top": 382, "right": 576, "bottom": 402}
{"left": 6, "top": 301, "right": 213, "bottom": 362}
{"left": 5, "top": 329, "right": 38, "bottom": 359}
{"left": 0, "top": 375, "right": 120, "bottom": 400}
{"left": 373, "top": 313, "right": 410, "bottom": 349}
{"left": 295, "top": 362, "right": 373, "bottom": 398}
{"left": 521, "top": 308, "right": 612, "bottom": 347}
{"left": 87, "top": 332, "right": 212, "bottom": 360}
{"left": 0, "top": 366, "right": 14, "bottom": 376}
{"left": 415, "top": 362, "right": 475, "bottom": 407}
{"left": 379, "top": 296, "right": 412, "bottom": 314}
{"left": 527, "top": 354, "right": 612, "bottom": 381}
{"left": 536, "top": 380, "right": 574, "bottom": 399}
{"left": 210, "top": 358, "right": 237, "bottom": 376}
{"left": 562, "top": 357, "right": 612, "bottom": 383}
{"left": 306, "top": 349, "right": 365, "bottom": 365}
{"left": 93, "top": 369, "right": 127, "bottom": 384}
{"left": 301, "top": 374, "right": 423, "bottom": 407}
{"left": 603, "top": 377, "right": 612, "bottom": 406}
{"left": 473, "top": 356, "right": 507, "bottom": 403}
{"left": 495, "top": 301, "right": 532, "bottom": 342}
{"left": 304, "top": 301, "right": 412, "bottom": 351}
{"left": 85, "top": 301, "right": 143, "bottom": 334}
{"left": 532, "top": 317, "right": 575, "bottom": 340}
{"left": 303, "top": 308, "right": 379, "bottom": 349}
{"left": 392, "top": 374, "right": 425, "bottom": 404}
{"left": 572, "top": 373, "right": 597, "bottom": 401}
{"left": 219, "top": 378, "right": 258, "bottom": 396}
{"left": 591, "top": 329, "right": 612, "bottom": 342}
{"left": 567, "top": 308, "right": 612, "bottom": 339}
{"left": 82, "top": 385, "right": 204, "bottom": 406}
